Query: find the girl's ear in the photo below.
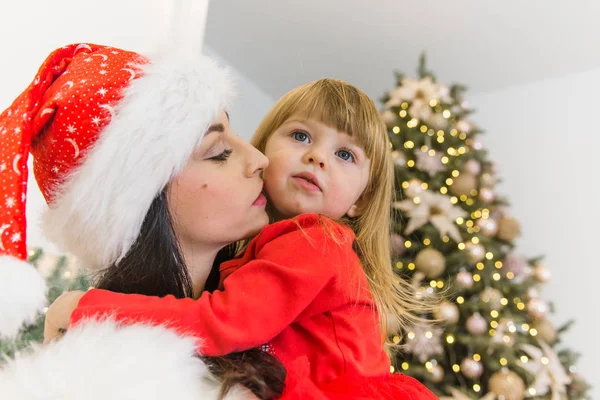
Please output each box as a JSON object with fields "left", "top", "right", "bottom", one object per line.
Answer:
{"left": 346, "top": 198, "right": 366, "bottom": 218}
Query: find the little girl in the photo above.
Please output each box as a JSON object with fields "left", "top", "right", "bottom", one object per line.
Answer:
{"left": 61, "top": 79, "right": 435, "bottom": 399}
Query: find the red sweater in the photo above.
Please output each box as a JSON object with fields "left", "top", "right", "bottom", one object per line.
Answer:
{"left": 70, "top": 214, "right": 437, "bottom": 399}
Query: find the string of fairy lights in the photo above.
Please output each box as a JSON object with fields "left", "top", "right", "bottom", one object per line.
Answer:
{"left": 386, "top": 99, "right": 559, "bottom": 397}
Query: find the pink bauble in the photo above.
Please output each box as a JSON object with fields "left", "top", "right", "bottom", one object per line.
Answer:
{"left": 478, "top": 187, "right": 496, "bottom": 204}
{"left": 456, "top": 271, "right": 474, "bottom": 289}
{"left": 472, "top": 138, "right": 484, "bottom": 150}
{"left": 476, "top": 218, "right": 498, "bottom": 237}
{"left": 430, "top": 364, "right": 444, "bottom": 383}
{"left": 461, "top": 358, "right": 484, "bottom": 379}
{"left": 391, "top": 234, "right": 406, "bottom": 257}
{"left": 466, "top": 313, "right": 487, "bottom": 335}
{"left": 456, "top": 120, "right": 472, "bottom": 133}
{"left": 464, "top": 159, "right": 481, "bottom": 175}
{"left": 503, "top": 254, "right": 527, "bottom": 278}
{"left": 464, "top": 242, "right": 486, "bottom": 263}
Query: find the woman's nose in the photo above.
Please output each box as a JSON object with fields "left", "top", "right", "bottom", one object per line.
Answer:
{"left": 245, "top": 143, "right": 269, "bottom": 177}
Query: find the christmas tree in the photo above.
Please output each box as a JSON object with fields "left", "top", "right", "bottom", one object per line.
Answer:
{"left": 0, "top": 248, "right": 90, "bottom": 359}
{"left": 383, "top": 56, "right": 591, "bottom": 399}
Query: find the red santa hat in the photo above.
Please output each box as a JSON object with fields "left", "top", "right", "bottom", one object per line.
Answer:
{"left": 0, "top": 43, "right": 234, "bottom": 337}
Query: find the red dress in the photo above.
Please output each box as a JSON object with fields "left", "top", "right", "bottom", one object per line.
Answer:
{"left": 70, "top": 214, "right": 437, "bottom": 399}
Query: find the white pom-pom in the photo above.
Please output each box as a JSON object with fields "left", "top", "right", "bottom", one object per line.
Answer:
{"left": 0, "top": 320, "right": 248, "bottom": 399}
{"left": 0, "top": 255, "right": 46, "bottom": 338}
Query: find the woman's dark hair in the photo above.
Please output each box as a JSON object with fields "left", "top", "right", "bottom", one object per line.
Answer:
{"left": 95, "top": 189, "right": 286, "bottom": 399}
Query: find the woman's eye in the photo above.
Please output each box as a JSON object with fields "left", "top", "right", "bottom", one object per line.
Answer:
{"left": 336, "top": 149, "right": 355, "bottom": 162}
{"left": 209, "top": 149, "right": 232, "bottom": 162}
{"left": 292, "top": 131, "right": 310, "bottom": 143}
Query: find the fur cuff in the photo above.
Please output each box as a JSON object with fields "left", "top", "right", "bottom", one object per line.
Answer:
{"left": 0, "top": 320, "right": 248, "bottom": 399}
{"left": 0, "top": 255, "right": 46, "bottom": 338}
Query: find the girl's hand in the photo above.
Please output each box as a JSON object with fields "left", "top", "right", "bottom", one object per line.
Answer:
{"left": 43, "top": 290, "right": 86, "bottom": 344}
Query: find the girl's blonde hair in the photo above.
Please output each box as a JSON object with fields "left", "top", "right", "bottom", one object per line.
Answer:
{"left": 252, "top": 78, "right": 430, "bottom": 341}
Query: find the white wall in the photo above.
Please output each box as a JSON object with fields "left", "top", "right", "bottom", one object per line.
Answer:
{"left": 204, "top": 46, "right": 275, "bottom": 140}
{"left": 1, "top": 1, "right": 273, "bottom": 254}
{"left": 470, "top": 69, "right": 600, "bottom": 391}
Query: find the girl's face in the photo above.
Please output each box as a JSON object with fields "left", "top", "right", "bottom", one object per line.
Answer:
{"left": 168, "top": 112, "right": 269, "bottom": 252}
{"left": 262, "top": 115, "right": 371, "bottom": 221}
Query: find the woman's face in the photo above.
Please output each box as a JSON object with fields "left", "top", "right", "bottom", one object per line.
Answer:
{"left": 168, "top": 111, "right": 269, "bottom": 252}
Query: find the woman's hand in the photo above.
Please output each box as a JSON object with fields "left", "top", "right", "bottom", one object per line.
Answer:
{"left": 43, "top": 290, "right": 86, "bottom": 344}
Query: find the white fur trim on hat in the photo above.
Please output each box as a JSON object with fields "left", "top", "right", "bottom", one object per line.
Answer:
{"left": 42, "top": 51, "right": 235, "bottom": 268}
{"left": 0, "top": 319, "right": 249, "bottom": 399}
{"left": 0, "top": 255, "right": 46, "bottom": 338}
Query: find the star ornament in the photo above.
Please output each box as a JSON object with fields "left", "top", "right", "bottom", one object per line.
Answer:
{"left": 394, "top": 190, "right": 466, "bottom": 242}
{"left": 440, "top": 388, "right": 496, "bottom": 400}
{"left": 415, "top": 149, "right": 445, "bottom": 176}
{"left": 403, "top": 325, "right": 444, "bottom": 363}
{"left": 519, "top": 341, "right": 571, "bottom": 400}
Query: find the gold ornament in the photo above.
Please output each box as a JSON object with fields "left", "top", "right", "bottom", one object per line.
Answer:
{"left": 527, "top": 298, "right": 549, "bottom": 320}
{"left": 382, "top": 110, "right": 397, "bottom": 125}
{"left": 497, "top": 216, "right": 521, "bottom": 241}
{"left": 480, "top": 287, "right": 503, "bottom": 309}
{"left": 480, "top": 172, "right": 496, "bottom": 188}
{"left": 434, "top": 301, "right": 459, "bottom": 324}
{"left": 488, "top": 369, "right": 525, "bottom": 400}
{"left": 534, "top": 318, "right": 558, "bottom": 344}
{"left": 533, "top": 264, "right": 552, "bottom": 283}
{"left": 449, "top": 173, "right": 477, "bottom": 197}
{"left": 464, "top": 242, "right": 485, "bottom": 263}
{"left": 415, "top": 248, "right": 446, "bottom": 278}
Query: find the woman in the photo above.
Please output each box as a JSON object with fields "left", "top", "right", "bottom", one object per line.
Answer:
{"left": 0, "top": 43, "right": 283, "bottom": 399}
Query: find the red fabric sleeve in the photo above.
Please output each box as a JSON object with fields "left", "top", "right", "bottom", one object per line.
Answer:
{"left": 70, "top": 217, "right": 351, "bottom": 356}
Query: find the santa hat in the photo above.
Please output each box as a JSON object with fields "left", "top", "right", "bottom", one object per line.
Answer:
{"left": 0, "top": 43, "right": 234, "bottom": 337}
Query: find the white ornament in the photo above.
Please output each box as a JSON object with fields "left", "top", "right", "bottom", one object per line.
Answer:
{"left": 519, "top": 341, "right": 572, "bottom": 399}
{"left": 394, "top": 190, "right": 466, "bottom": 243}
{"left": 404, "top": 178, "right": 423, "bottom": 199}
{"left": 415, "top": 149, "right": 445, "bottom": 177}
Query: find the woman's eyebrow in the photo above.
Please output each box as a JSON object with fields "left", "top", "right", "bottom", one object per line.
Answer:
{"left": 205, "top": 123, "right": 225, "bottom": 135}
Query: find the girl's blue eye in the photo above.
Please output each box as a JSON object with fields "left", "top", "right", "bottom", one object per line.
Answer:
{"left": 292, "top": 131, "right": 310, "bottom": 143}
{"left": 336, "top": 149, "right": 355, "bottom": 162}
